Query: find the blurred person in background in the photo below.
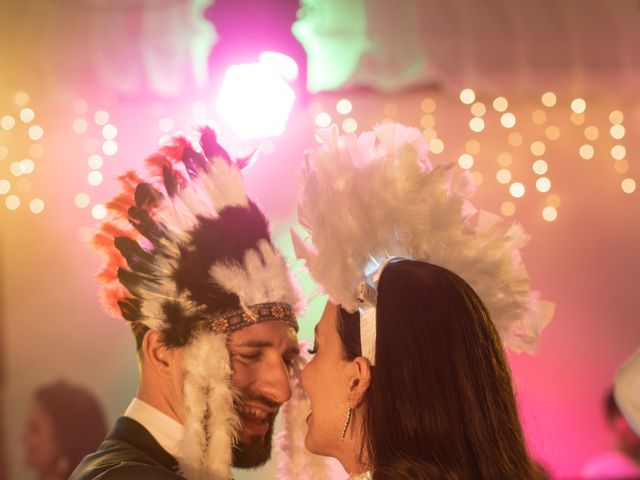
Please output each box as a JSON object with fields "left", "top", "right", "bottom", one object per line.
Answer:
{"left": 22, "top": 380, "right": 107, "bottom": 480}
{"left": 582, "top": 385, "right": 640, "bottom": 478}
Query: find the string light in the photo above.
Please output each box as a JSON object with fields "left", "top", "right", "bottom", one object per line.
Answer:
{"left": 19, "top": 108, "right": 35, "bottom": 123}
{"left": 579, "top": 144, "right": 594, "bottom": 160}
{"left": 545, "top": 126, "right": 560, "bottom": 140}
{"left": 542, "top": 206, "right": 558, "bottom": 222}
{"left": 496, "top": 169, "right": 512, "bottom": 184}
{"left": 102, "top": 124, "right": 118, "bottom": 139}
{"left": 501, "top": 201, "right": 516, "bottom": 216}
{"left": 509, "top": 182, "right": 526, "bottom": 198}
{"left": 458, "top": 154, "right": 474, "bottom": 170}
{"left": 536, "top": 177, "right": 551, "bottom": 193}
{"left": 532, "top": 160, "right": 548, "bottom": 175}
{"left": 342, "top": 118, "right": 358, "bottom": 133}
{"left": 421, "top": 98, "right": 436, "bottom": 113}
{"left": 471, "top": 102, "right": 486, "bottom": 117}
{"left": 621, "top": 178, "right": 636, "bottom": 194}
{"left": 469, "top": 117, "right": 485, "bottom": 132}
{"left": 541, "top": 92, "right": 557, "bottom": 107}
{"left": 29, "top": 198, "right": 45, "bottom": 214}
{"left": 530, "top": 141, "right": 546, "bottom": 156}
{"left": 91, "top": 204, "right": 107, "bottom": 219}
{"left": 459, "top": 88, "right": 476, "bottom": 105}
{"left": 609, "top": 110, "right": 624, "bottom": 124}
{"left": 75, "top": 193, "right": 90, "bottom": 208}
{"left": 429, "top": 138, "right": 444, "bottom": 154}
{"left": 5, "top": 195, "right": 20, "bottom": 210}
{"left": 493, "top": 97, "right": 508, "bottom": 112}
{"left": 315, "top": 112, "right": 331, "bottom": 128}
{"left": 611, "top": 145, "right": 626, "bottom": 160}
{"left": 1, "top": 116, "right": 15, "bottom": 130}
{"left": 336, "top": 99, "right": 352, "bottom": 115}
{"left": 584, "top": 126, "right": 599, "bottom": 141}
{"left": 571, "top": 98, "right": 586, "bottom": 114}
{"left": 610, "top": 124, "right": 625, "bottom": 140}
{"left": 500, "top": 113, "right": 516, "bottom": 128}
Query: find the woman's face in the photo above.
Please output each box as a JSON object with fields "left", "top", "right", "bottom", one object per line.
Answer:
{"left": 301, "top": 301, "right": 353, "bottom": 457}
{"left": 21, "top": 400, "right": 61, "bottom": 476}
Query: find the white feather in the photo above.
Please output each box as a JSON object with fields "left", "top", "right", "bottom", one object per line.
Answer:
{"left": 295, "top": 123, "right": 554, "bottom": 354}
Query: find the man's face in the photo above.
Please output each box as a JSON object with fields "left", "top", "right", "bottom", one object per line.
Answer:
{"left": 228, "top": 320, "right": 299, "bottom": 468}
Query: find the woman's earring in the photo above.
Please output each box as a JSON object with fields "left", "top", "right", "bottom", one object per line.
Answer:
{"left": 340, "top": 398, "right": 352, "bottom": 441}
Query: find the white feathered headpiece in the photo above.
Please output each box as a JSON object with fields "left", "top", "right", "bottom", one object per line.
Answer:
{"left": 292, "top": 123, "right": 554, "bottom": 358}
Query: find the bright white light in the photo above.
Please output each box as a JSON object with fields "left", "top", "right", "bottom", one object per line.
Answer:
{"left": 5, "top": 195, "right": 20, "bottom": 210}
{"left": 458, "top": 154, "right": 474, "bottom": 170}
{"left": 88, "top": 154, "right": 103, "bottom": 169}
{"left": 315, "top": 112, "right": 331, "bottom": 128}
{"left": 0, "top": 179, "right": 10, "bottom": 195}
{"left": 469, "top": 117, "right": 485, "bottom": 132}
{"left": 10, "top": 162, "right": 22, "bottom": 177}
{"left": 501, "top": 113, "right": 516, "bottom": 128}
{"left": 1, "top": 116, "right": 15, "bottom": 130}
{"left": 28, "top": 125, "right": 44, "bottom": 141}
{"left": 532, "top": 160, "right": 548, "bottom": 175}
{"left": 336, "top": 99, "right": 353, "bottom": 115}
{"left": 509, "top": 182, "right": 526, "bottom": 198}
{"left": 30, "top": 198, "right": 45, "bottom": 214}
{"left": 342, "top": 118, "right": 358, "bottom": 133}
{"left": 259, "top": 51, "right": 299, "bottom": 82}
{"left": 621, "top": 178, "right": 636, "bottom": 194}
{"left": 459, "top": 88, "right": 475, "bottom": 105}
{"left": 0, "top": 146, "right": 9, "bottom": 161}
{"left": 20, "top": 108, "right": 35, "bottom": 123}
{"left": 216, "top": 55, "right": 297, "bottom": 140}
{"left": 102, "top": 124, "right": 118, "bottom": 139}
{"left": 103, "top": 140, "right": 118, "bottom": 156}
{"left": 542, "top": 206, "right": 558, "bottom": 222}
{"left": 536, "top": 177, "right": 551, "bottom": 193}
{"left": 20, "top": 159, "right": 35, "bottom": 174}
{"left": 91, "top": 204, "right": 107, "bottom": 219}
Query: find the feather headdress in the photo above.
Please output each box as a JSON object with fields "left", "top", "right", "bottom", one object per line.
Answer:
{"left": 293, "top": 123, "right": 554, "bottom": 357}
{"left": 90, "top": 127, "right": 328, "bottom": 479}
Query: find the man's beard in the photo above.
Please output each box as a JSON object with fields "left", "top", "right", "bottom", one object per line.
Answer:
{"left": 232, "top": 418, "right": 275, "bottom": 468}
{"left": 232, "top": 393, "right": 279, "bottom": 469}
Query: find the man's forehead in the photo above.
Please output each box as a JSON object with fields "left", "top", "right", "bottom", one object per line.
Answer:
{"left": 230, "top": 320, "right": 299, "bottom": 347}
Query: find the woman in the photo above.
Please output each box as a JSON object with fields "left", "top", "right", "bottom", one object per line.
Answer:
{"left": 22, "top": 380, "right": 107, "bottom": 479}
{"left": 293, "top": 123, "right": 554, "bottom": 479}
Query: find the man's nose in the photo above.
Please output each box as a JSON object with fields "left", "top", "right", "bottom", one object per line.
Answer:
{"left": 258, "top": 359, "right": 292, "bottom": 405}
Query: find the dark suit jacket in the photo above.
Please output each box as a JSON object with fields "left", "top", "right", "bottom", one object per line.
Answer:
{"left": 70, "top": 416, "right": 183, "bottom": 479}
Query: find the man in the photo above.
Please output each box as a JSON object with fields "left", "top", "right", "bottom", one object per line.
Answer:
{"left": 71, "top": 127, "right": 327, "bottom": 479}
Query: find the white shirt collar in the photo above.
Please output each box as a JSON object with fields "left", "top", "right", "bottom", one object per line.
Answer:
{"left": 124, "top": 397, "right": 184, "bottom": 460}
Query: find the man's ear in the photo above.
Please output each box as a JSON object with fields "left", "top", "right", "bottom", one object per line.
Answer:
{"left": 141, "top": 329, "right": 178, "bottom": 378}
{"left": 349, "top": 356, "right": 372, "bottom": 408}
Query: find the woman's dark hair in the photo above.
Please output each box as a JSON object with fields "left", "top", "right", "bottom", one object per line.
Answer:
{"left": 337, "top": 260, "right": 543, "bottom": 480}
{"left": 34, "top": 380, "right": 107, "bottom": 478}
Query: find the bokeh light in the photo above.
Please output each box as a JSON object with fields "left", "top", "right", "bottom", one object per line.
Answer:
{"left": 5, "top": 195, "right": 20, "bottom": 210}
{"left": 497, "top": 152, "right": 512, "bottom": 167}
{"left": 621, "top": 178, "right": 636, "bottom": 194}
{"left": 471, "top": 102, "right": 486, "bottom": 117}
{"left": 530, "top": 141, "right": 546, "bottom": 156}
{"left": 496, "top": 169, "right": 512, "bottom": 184}
{"left": 315, "top": 112, "right": 331, "bottom": 128}
{"left": 579, "top": 144, "right": 594, "bottom": 160}
{"left": 532, "top": 159, "right": 548, "bottom": 175}
{"left": 536, "top": 177, "right": 551, "bottom": 193}
{"left": 29, "top": 198, "right": 45, "bottom": 214}
{"left": 532, "top": 110, "right": 547, "bottom": 124}
{"left": 609, "top": 110, "right": 624, "bottom": 124}
{"left": 342, "top": 118, "right": 358, "bottom": 133}
{"left": 493, "top": 97, "right": 508, "bottom": 112}
{"left": 458, "top": 154, "right": 474, "bottom": 170}
{"left": 102, "top": 140, "right": 118, "bottom": 156}
{"left": 500, "top": 113, "right": 516, "bottom": 128}
{"left": 28, "top": 125, "right": 44, "bottom": 141}
{"left": 610, "top": 124, "right": 625, "bottom": 140}
{"left": 460, "top": 88, "right": 476, "bottom": 105}
{"left": 501, "top": 201, "right": 516, "bottom": 216}
{"left": 73, "top": 118, "right": 88, "bottom": 134}
{"left": 584, "top": 126, "right": 599, "bottom": 141}
{"left": 469, "top": 117, "right": 485, "bottom": 132}
{"left": 509, "top": 182, "right": 526, "bottom": 198}
{"left": 421, "top": 98, "right": 436, "bottom": 113}
{"left": 91, "top": 204, "right": 107, "bottom": 219}
{"left": 541, "top": 92, "right": 557, "bottom": 107}
{"left": 19, "top": 108, "right": 35, "bottom": 123}
{"left": 102, "top": 124, "right": 118, "bottom": 139}
{"left": 545, "top": 126, "right": 560, "bottom": 140}
{"left": 336, "top": 99, "right": 352, "bottom": 115}
{"left": 94, "top": 110, "right": 110, "bottom": 125}
{"left": 0, "top": 180, "right": 10, "bottom": 195}
{"left": 429, "top": 138, "right": 444, "bottom": 154}
{"left": 88, "top": 154, "right": 103, "bottom": 169}
{"left": 88, "top": 171, "right": 103, "bottom": 186}
{"left": 542, "top": 206, "right": 558, "bottom": 222}
{"left": 75, "top": 193, "right": 90, "bottom": 208}
{"left": 465, "top": 140, "right": 480, "bottom": 155}
{"left": 1, "top": 116, "right": 16, "bottom": 130}
{"left": 611, "top": 145, "right": 626, "bottom": 160}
